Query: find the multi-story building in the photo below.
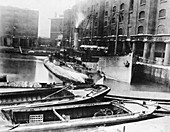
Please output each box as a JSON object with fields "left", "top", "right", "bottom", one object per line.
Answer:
{"left": 63, "top": 0, "right": 170, "bottom": 65}
{"left": 128, "top": 0, "right": 170, "bottom": 66}
{"left": 79, "top": 0, "right": 105, "bottom": 46}
{"left": 50, "top": 17, "right": 63, "bottom": 47}
{"left": 0, "top": 6, "right": 39, "bottom": 48}
{"left": 50, "top": 17, "right": 63, "bottom": 40}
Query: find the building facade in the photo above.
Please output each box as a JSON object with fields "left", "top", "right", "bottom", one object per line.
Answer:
{"left": 50, "top": 17, "right": 64, "bottom": 47}
{"left": 50, "top": 17, "right": 63, "bottom": 40}
{"left": 0, "top": 6, "right": 39, "bottom": 48}
{"left": 62, "top": 0, "right": 170, "bottom": 65}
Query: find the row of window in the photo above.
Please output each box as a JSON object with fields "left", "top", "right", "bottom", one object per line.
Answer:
{"left": 103, "top": 8, "right": 166, "bottom": 27}
{"left": 103, "top": 24, "right": 165, "bottom": 36}
{"left": 105, "top": 0, "right": 166, "bottom": 15}
{"left": 139, "top": 9, "right": 166, "bottom": 19}
{"left": 137, "top": 25, "right": 166, "bottom": 34}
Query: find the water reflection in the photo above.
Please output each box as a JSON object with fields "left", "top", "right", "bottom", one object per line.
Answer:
{"left": 0, "top": 53, "right": 61, "bottom": 83}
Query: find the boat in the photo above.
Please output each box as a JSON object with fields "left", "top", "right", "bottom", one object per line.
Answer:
{"left": 97, "top": 53, "right": 135, "bottom": 84}
{"left": 0, "top": 83, "right": 110, "bottom": 106}
{"left": 0, "top": 81, "right": 64, "bottom": 91}
{"left": 0, "top": 81, "right": 61, "bottom": 89}
{"left": 19, "top": 46, "right": 52, "bottom": 56}
{"left": 44, "top": 58, "right": 94, "bottom": 84}
{"left": 0, "top": 100, "right": 157, "bottom": 131}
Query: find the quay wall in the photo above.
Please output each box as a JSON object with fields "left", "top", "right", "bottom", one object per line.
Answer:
{"left": 133, "top": 63, "right": 170, "bottom": 87}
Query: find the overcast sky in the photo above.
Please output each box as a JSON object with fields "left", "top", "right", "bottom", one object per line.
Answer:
{"left": 0, "top": 0, "right": 79, "bottom": 37}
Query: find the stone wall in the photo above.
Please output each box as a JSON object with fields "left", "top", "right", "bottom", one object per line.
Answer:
{"left": 133, "top": 63, "right": 170, "bottom": 87}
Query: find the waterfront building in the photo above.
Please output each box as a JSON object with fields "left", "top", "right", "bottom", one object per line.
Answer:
{"left": 50, "top": 17, "right": 64, "bottom": 47}
{"left": 62, "top": 0, "right": 170, "bottom": 66}
{"left": 63, "top": 0, "right": 168, "bottom": 65}
{"left": 63, "top": 9, "right": 73, "bottom": 48}
{"left": 61, "top": 0, "right": 170, "bottom": 84}
{"left": 79, "top": 0, "right": 105, "bottom": 46}
{"left": 0, "top": 6, "right": 39, "bottom": 48}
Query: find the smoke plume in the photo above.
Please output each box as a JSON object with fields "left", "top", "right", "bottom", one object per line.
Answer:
{"left": 75, "top": 11, "right": 85, "bottom": 28}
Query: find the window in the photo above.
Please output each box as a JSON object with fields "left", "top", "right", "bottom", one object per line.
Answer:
{"left": 120, "top": 3, "right": 125, "bottom": 11}
{"left": 159, "top": 9, "right": 166, "bottom": 18}
{"left": 157, "top": 25, "right": 165, "bottom": 34}
{"left": 104, "top": 21, "right": 108, "bottom": 26}
{"left": 105, "top": 11, "right": 108, "bottom": 16}
{"left": 111, "top": 29, "right": 116, "bottom": 35}
{"left": 138, "top": 26, "right": 144, "bottom": 34}
{"left": 119, "top": 12, "right": 124, "bottom": 22}
{"left": 95, "top": 21, "right": 98, "bottom": 26}
{"left": 118, "top": 28, "right": 123, "bottom": 35}
{"left": 113, "top": 6, "right": 116, "bottom": 12}
{"left": 106, "top": 1, "right": 109, "bottom": 8}
{"left": 94, "top": 30, "right": 97, "bottom": 36}
{"left": 104, "top": 30, "right": 107, "bottom": 36}
{"left": 112, "top": 17, "right": 115, "bottom": 23}
{"left": 139, "top": 11, "right": 145, "bottom": 19}
{"left": 96, "top": 12, "right": 98, "bottom": 17}
{"left": 129, "top": 0, "right": 134, "bottom": 10}
{"left": 140, "top": 0, "right": 146, "bottom": 5}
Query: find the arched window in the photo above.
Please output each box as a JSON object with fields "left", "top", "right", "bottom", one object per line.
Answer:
{"left": 139, "top": 11, "right": 145, "bottom": 19}
{"left": 95, "top": 21, "right": 98, "bottom": 26}
{"left": 94, "top": 30, "right": 97, "bottom": 36}
{"left": 113, "top": 6, "right": 116, "bottom": 12}
{"left": 104, "top": 21, "right": 107, "bottom": 26}
{"left": 106, "top": 1, "right": 109, "bottom": 8}
{"left": 157, "top": 25, "right": 165, "bottom": 34}
{"left": 95, "top": 12, "right": 98, "bottom": 17}
{"left": 112, "top": 17, "right": 115, "bottom": 23}
{"left": 119, "top": 12, "right": 124, "bottom": 22}
{"left": 140, "top": 0, "right": 146, "bottom": 5}
{"left": 120, "top": 3, "right": 125, "bottom": 11}
{"left": 111, "top": 29, "right": 116, "bottom": 35}
{"left": 129, "top": 0, "right": 134, "bottom": 10}
{"left": 112, "top": 6, "right": 116, "bottom": 16}
{"left": 159, "top": 9, "right": 166, "bottom": 18}
{"left": 104, "top": 30, "right": 107, "bottom": 36}
{"left": 138, "top": 26, "right": 144, "bottom": 34}
{"left": 105, "top": 11, "right": 108, "bottom": 16}
{"left": 118, "top": 28, "right": 123, "bottom": 35}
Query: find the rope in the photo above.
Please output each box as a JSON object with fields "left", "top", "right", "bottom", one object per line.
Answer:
{"left": 42, "top": 84, "right": 72, "bottom": 100}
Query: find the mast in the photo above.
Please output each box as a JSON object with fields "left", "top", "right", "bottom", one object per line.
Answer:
{"left": 90, "top": 0, "right": 94, "bottom": 45}
{"left": 114, "top": 0, "right": 120, "bottom": 55}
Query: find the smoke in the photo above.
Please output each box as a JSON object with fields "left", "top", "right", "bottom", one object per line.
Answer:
{"left": 0, "top": 11, "right": 2, "bottom": 37}
{"left": 75, "top": 11, "right": 85, "bottom": 28}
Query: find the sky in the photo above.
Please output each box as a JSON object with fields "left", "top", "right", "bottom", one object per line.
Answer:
{"left": 0, "top": 0, "right": 79, "bottom": 37}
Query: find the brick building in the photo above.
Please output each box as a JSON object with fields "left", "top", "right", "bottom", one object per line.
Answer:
{"left": 0, "top": 6, "right": 39, "bottom": 48}
{"left": 62, "top": 0, "right": 170, "bottom": 66}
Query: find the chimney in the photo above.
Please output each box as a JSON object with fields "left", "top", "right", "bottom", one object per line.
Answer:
{"left": 73, "top": 28, "right": 79, "bottom": 50}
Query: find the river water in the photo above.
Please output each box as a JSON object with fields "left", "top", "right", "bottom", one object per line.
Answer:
{"left": 0, "top": 52, "right": 170, "bottom": 96}
{"left": 0, "top": 53, "right": 62, "bottom": 83}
